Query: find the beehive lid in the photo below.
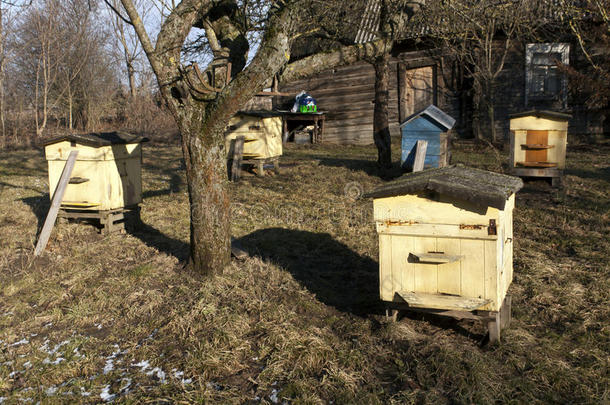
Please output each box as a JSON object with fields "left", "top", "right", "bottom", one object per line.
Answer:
{"left": 400, "top": 105, "right": 456, "bottom": 131}
{"left": 509, "top": 110, "right": 572, "bottom": 121}
{"left": 43, "top": 132, "right": 149, "bottom": 147}
{"left": 364, "top": 165, "right": 523, "bottom": 210}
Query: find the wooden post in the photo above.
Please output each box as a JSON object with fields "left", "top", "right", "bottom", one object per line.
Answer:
{"left": 230, "top": 136, "right": 245, "bottom": 182}
{"left": 34, "top": 150, "right": 78, "bottom": 256}
{"left": 412, "top": 140, "right": 428, "bottom": 172}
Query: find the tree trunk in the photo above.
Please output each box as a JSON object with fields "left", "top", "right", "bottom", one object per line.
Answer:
{"left": 373, "top": 54, "right": 392, "bottom": 170}
{"left": 175, "top": 102, "right": 231, "bottom": 275}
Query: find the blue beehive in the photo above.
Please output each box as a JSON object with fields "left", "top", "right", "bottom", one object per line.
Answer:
{"left": 401, "top": 105, "right": 456, "bottom": 171}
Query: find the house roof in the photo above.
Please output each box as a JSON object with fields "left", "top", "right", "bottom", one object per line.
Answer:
{"left": 364, "top": 164, "right": 523, "bottom": 210}
{"left": 509, "top": 110, "right": 572, "bottom": 121}
{"left": 43, "top": 132, "right": 149, "bottom": 147}
{"left": 400, "top": 104, "right": 456, "bottom": 130}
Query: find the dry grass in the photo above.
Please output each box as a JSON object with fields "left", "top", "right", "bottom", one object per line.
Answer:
{"left": 0, "top": 137, "right": 608, "bottom": 404}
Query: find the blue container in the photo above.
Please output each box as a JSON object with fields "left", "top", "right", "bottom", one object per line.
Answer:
{"left": 401, "top": 105, "right": 456, "bottom": 171}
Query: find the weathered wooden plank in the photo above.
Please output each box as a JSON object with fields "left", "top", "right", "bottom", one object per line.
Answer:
{"left": 413, "top": 237, "right": 437, "bottom": 294}
{"left": 436, "top": 238, "right": 462, "bottom": 295}
{"left": 230, "top": 136, "right": 245, "bottom": 182}
{"left": 484, "top": 239, "right": 499, "bottom": 310}
{"left": 379, "top": 234, "right": 394, "bottom": 302}
{"left": 398, "top": 291, "right": 491, "bottom": 311}
{"left": 413, "top": 252, "right": 462, "bottom": 264}
{"left": 460, "top": 239, "right": 486, "bottom": 300}
{"left": 391, "top": 234, "right": 414, "bottom": 294}
{"left": 412, "top": 140, "right": 428, "bottom": 172}
{"left": 35, "top": 150, "right": 78, "bottom": 256}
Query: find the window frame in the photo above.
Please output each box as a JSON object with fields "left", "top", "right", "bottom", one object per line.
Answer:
{"left": 525, "top": 43, "right": 570, "bottom": 108}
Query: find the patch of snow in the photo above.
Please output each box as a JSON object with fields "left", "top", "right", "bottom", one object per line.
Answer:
{"left": 103, "top": 359, "right": 114, "bottom": 374}
{"left": 100, "top": 385, "right": 115, "bottom": 402}
{"left": 30, "top": 333, "right": 38, "bottom": 337}
{"left": 172, "top": 370, "right": 184, "bottom": 379}
{"left": 8, "top": 371, "right": 19, "bottom": 378}
{"left": 132, "top": 360, "right": 150, "bottom": 371}
{"left": 2, "top": 361, "right": 13, "bottom": 366}
{"left": 119, "top": 377, "right": 132, "bottom": 393}
{"left": 23, "top": 361, "right": 32, "bottom": 369}
{"left": 0, "top": 397, "right": 5, "bottom": 403}
{"left": 44, "top": 322, "right": 53, "bottom": 328}
{"left": 95, "top": 323, "right": 103, "bottom": 330}
{"left": 49, "top": 341, "right": 69, "bottom": 355}
{"left": 269, "top": 389, "right": 279, "bottom": 404}
{"left": 10, "top": 338, "right": 29, "bottom": 347}
{"left": 80, "top": 387, "right": 91, "bottom": 397}
{"left": 182, "top": 378, "right": 192, "bottom": 384}
{"left": 45, "top": 386, "right": 57, "bottom": 396}
{"left": 2, "top": 311, "right": 14, "bottom": 316}
{"left": 146, "top": 367, "right": 166, "bottom": 383}
{"left": 43, "top": 357, "right": 65, "bottom": 365}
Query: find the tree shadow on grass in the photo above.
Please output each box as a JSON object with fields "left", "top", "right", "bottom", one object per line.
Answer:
{"left": 21, "top": 195, "right": 50, "bottom": 237}
{"left": 566, "top": 166, "right": 610, "bottom": 183}
{"left": 313, "top": 156, "right": 404, "bottom": 180}
{"left": 126, "top": 219, "right": 190, "bottom": 262}
{"left": 21, "top": 194, "right": 189, "bottom": 262}
{"left": 236, "top": 228, "right": 383, "bottom": 317}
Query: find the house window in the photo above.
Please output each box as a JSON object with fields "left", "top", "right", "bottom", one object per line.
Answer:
{"left": 525, "top": 43, "right": 569, "bottom": 107}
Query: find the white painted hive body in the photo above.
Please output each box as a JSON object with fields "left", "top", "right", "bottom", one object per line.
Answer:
{"left": 367, "top": 166, "right": 523, "bottom": 312}
{"left": 509, "top": 110, "right": 570, "bottom": 171}
{"left": 44, "top": 132, "right": 147, "bottom": 211}
{"left": 225, "top": 111, "right": 283, "bottom": 159}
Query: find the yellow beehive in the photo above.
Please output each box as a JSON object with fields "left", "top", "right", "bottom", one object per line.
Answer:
{"left": 366, "top": 165, "right": 523, "bottom": 313}
{"left": 44, "top": 132, "right": 148, "bottom": 211}
{"left": 509, "top": 110, "right": 571, "bottom": 183}
{"left": 225, "top": 111, "right": 283, "bottom": 159}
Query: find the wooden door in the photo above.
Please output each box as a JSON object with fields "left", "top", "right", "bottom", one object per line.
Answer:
{"left": 525, "top": 130, "right": 548, "bottom": 163}
{"left": 399, "top": 65, "right": 436, "bottom": 122}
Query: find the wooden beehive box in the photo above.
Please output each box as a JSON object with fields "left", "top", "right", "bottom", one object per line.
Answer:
{"left": 225, "top": 111, "right": 283, "bottom": 159}
{"left": 509, "top": 110, "right": 571, "bottom": 185}
{"left": 44, "top": 132, "right": 147, "bottom": 211}
{"left": 366, "top": 165, "right": 523, "bottom": 314}
{"left": 401, "top": 105, "right": 455, "bottom": 171}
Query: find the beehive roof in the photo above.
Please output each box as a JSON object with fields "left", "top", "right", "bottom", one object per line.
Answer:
{"left": 364, "top": 165, "right": 523, "bottom": 209}
{"left": 400, "top": 105, "right": 456, "bottom": 131}
{"left": 43, "top": 132, "right": 149, "bottom": 147}
{"left": 508, "top": 110, "right": 572, "bottom": 121}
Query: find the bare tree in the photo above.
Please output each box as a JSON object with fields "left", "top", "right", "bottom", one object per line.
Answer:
{"left": 112, "top": 0, "right": 405, "bottom": 275}
{"left": 421, "top": 0, "right": 546, "bottom": 143}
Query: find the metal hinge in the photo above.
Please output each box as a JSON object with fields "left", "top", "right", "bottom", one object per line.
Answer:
{"left": 488, "top": 219, "right": 497, "bottom": 235}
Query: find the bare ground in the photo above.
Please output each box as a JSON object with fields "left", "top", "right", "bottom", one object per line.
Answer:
{"left": 0, "top": 138, "right": 608, "bottom": 404}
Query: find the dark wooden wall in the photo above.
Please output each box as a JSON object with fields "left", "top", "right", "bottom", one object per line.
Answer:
{"left": 277, "top": 60, "right": 401, "bottom": 145}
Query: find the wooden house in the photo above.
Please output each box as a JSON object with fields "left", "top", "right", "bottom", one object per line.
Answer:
{"left": 278, "top": 2, "right": 607, "bottom": 145}
{"left": 400, "top": 104, "right": 455, "bottom": 170}
{"left": 365, "top": 165, "right": 523, "bottom": 342}
{"left": 509, "top": 110, "right": 571, "bottom": 186}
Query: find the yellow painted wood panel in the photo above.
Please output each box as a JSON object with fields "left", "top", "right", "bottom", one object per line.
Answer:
{"left": 226, "top": 115, "right": 283, "bottom": 159}
{"left": 436, "top": 238, "right": 462, "bottom": 295}
{"left": 509, "top": 115, "right": 568, "bottom": 131}
{"left": 484, "top": 239, "right": 499, "bottom": 311}
{"left": 45, "top": 141, "right": 140, "bottom": 161}
{"left": 460, "top": 239, "right": 486, "bottom": 300}
{"left": 391, "top": 235, "right": 414, "bottom": 295}
{"left": 373, "top": 194, "right": 498, "bottom": 225}
{"left": 413, "top": 237, "right": 438, "bottom": 294}
{"left": 379, "top": 234, "right": 394, "bottom": 302}
{"left": 376, "top": 222, "right": 496, "bottom": 240}
{"left": 48, "top": 156, "right": 142, "bottom": 211}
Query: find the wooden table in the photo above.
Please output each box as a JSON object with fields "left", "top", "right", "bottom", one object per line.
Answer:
{"left": 280, "top": 111, "right": 326, "bottom": 144}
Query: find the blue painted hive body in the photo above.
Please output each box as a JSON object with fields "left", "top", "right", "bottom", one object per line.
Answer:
{"left": 401, "top": 105, "right": 456, "bottom": 171}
